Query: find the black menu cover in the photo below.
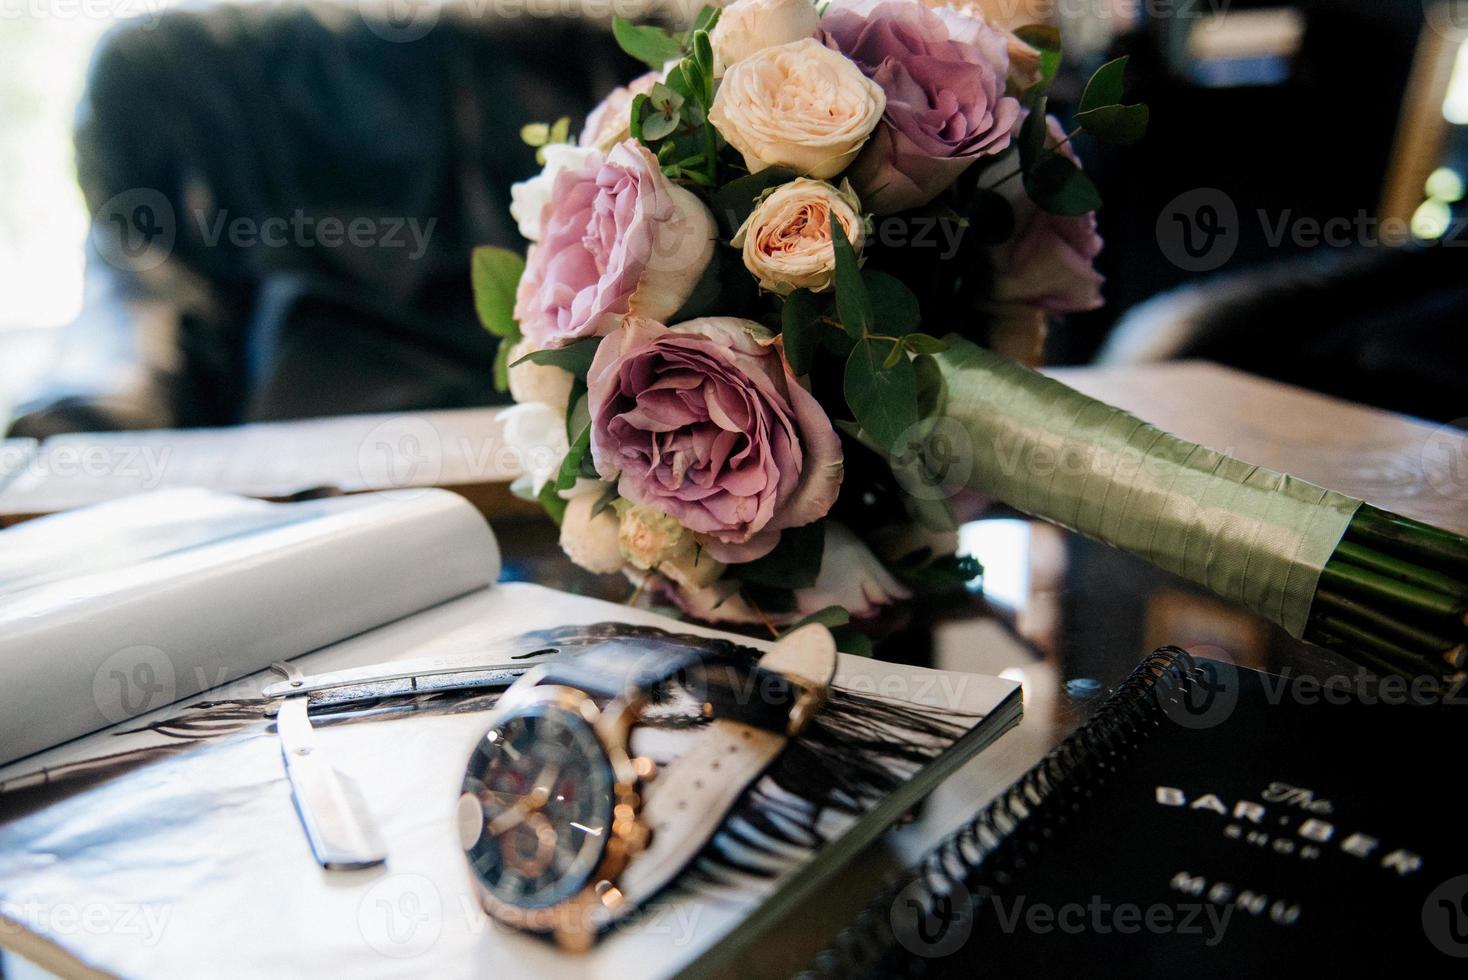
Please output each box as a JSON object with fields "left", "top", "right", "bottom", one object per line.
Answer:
{"left": 816, "top": 648, "right": 1467, "bottom": 977}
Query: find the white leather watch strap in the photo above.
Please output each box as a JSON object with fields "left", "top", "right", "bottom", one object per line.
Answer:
{"left": 611, "top": 624, "right": 839, "bottom": 919}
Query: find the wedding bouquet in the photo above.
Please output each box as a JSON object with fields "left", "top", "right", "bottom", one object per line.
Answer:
{"left": 475, "top": 0, "right": 1468, "bottom": 672}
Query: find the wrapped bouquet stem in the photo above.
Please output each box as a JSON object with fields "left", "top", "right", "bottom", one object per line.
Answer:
{"left": 924, "top": 339, "right": 1467, "bottom": 676}
{"left": 476, "top": 0, "right": 1466, "bottom": 673}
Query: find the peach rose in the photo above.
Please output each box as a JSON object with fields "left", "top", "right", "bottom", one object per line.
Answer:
{"left": 708, "top": 38, "right": 886, "bottom": 179}
{"left": 732, "top": 178, "right": 865, "bottom": 295}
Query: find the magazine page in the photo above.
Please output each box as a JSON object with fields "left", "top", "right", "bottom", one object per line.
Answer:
{"left": 0, "top": 584, "right": 1021, "bottom": 980}
{"left": 0, "top": 489, "right": 501, "bottom": 766}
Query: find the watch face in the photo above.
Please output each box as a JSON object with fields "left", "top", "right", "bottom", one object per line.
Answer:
{"left": 461, "top": 702, "right": 617, "bottom": 911}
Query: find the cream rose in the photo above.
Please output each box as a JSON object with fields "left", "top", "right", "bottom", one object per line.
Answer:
{"left": 505, "top": 338, "right": 574, "bottom": 414}
{"left": 615, "top": 500, "right": 726, "bottom": 588}
{"left": 708, "top": 38, "right": 885, "bottom": 179}
{"left": 732, "top": 178, "right": 864, "bottom": 295}
{"left": 710, "top": 0, "right": 822, "bottom": 77}
{"left": 560, "top": 492, "right": 623, "bottom": 574}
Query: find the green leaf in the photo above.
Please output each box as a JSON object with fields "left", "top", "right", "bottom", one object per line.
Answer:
{"left": 690, "top": 4, "right": 720, "bottom": 35}
{"left": 913, "top": 351, "right": 945, "bottom": 418}
{"left": 555, "top": 423, "right": 592, "bottom": 493}
{"left": 641, "top": 108, "right": 680, "bottom": 141}
{"left": 1013, "top": 24, "right": 1062, "bottom": 89}
{"left": 1024, "top": 155, "right": 1103, "bottom": 216}
{"left": 565, "top": 380, "right": 590, "bottom": 442}
{"left": 831, "top": 215, "right": 871, "bottom": 340}
{"left": 831, "top": 626, "right": 873, "bottom": 657}
{"left": 737, "top": 522, "right": 826, "bottom": 589}
{"left": 511, "top": 336, "right": 601, "bottom": 379}
{"left": 471, "top": 246, "right": 524, "bottom": 338}
{"left": 903, "top": 333, "right": 948, "bottom": 354}
{"left": 780, "top": 289, "right": 822, "bottom": 376}
{"left": 493, "top": 337, "right": 514, "bottom": 393}
{"left": 520, "top": 122, "right": 550, "bottom": 147}
{"left": 711, "top": 167, "right": 799, "bottom": 236}
{"left": 882, "top": 340, "right": 905, "bottom": 369}
{"left": 1079, "top": 55, "right": 1129, "bottom": 112}
{"left": 845, "top": 338, "right": 918, "bottom": 452}
{"left": 537, "top": 479, "right": 567, "bottom": 524}
{"left": 612, "top": 16, "right": 684, "bottom": 70}
{"left": 693, "top": 29, "right": 714, "bottom": 78}
{"left": 589, "top": 482, "right": 619, "bottom": 520}
{"left": 863, "top": 270, "right": 921, "bottom": 336}
{"left": 1075, "top": 103, "right": 1149, "bottom": 145}
{"left": 1018, "top": 96, "right": 1048, "bottom": 173}
{"left": 786, "top": 605, "right": 851, "bottom": 632}
{"left": 629, "top": 92, "right": 650, "bottom": 144}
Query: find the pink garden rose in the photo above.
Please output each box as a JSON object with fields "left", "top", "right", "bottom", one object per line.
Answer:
{"left": 824, "top": 0, "right": 1021, "bottom": 213}
{"left": 587, "top": 316, "right": 843, "bottom": 563}
{"left": 983, "top": 114, "right": 1104, "bottom": 314}
{"left": 513, "top": 140, "right": 716, "bottom": 349}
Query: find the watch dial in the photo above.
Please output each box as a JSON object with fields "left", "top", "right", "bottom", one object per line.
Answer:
{"left": 461, "top": 703, "right": 616, "bottom": 910}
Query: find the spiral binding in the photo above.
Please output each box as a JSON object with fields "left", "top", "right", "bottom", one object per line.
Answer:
{"left": 803, "top": 646, "right": 1201, "bottom": 979}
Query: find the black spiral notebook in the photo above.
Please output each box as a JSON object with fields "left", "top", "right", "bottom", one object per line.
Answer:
{"left": 815, "top": 649, "right": 1468, "bottom": 977}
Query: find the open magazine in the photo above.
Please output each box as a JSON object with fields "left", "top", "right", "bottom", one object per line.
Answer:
{"left": 0, "top": 490, "right": 1021, "bottom": 978}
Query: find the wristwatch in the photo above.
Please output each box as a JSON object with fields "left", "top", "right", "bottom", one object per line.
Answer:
{"left": 456, "top": 623, "right": 836, "bottom": 950}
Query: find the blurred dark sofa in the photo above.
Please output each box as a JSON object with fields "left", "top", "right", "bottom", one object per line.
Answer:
{"left": 7, "top": 3, "right": 632, "bottom": 439}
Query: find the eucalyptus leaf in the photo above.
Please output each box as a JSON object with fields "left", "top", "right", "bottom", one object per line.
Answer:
{"left": 493, "top": 337, "right": 514, "bottom": 394}
{"left": 520, "top": 122, "right": 550, "bottom": 147}
{"left": 612, "top": 16, "right": 684, "bottom": 70}
{"left": 914, "top": 351, "right": 945, "bottom": 418}
{"left": 904, "top": 333, "right": 948, "bottom": 354}
{"left": 864, "top": 270, "right": 921, "bottom": 336}
{"left": 641, "top": 110, "right": 680, "bottom": 141}
{"left": 787, "top": 605, "right": 851, "bottom": 632}
{"left": 555, "top": 424, "right": 592, "bottom": 492}
{"left": 1079, "top": 55, "right": 1129, "bottom": 112}
{"left": 537, "top": 479, "right": 567, "bottom": 524}
{"left": 690, "top": 4, "right": 720, "bottom": 34}
{"left": 831, "top": 216, "right": 871, "bottom": 340}
{"left": 471, "top": 246, "right": 524, "bottom": 338}
{"left": 1075, "top": 103, "right": 1149, "bottom": 145}
{"left": 845, "top": 338, "right": 918, "bottom": 451}
{"left": 629, "top": 92, "right": 649, "bottom": 143}
{"left": 1025, "top": 155, "right": 1103, "bottom": 216}
{"left": 831, "top": 626, "right": 873, "bottom": 657}
{"left": 780, "top": 289, "right": 822, "bottom": 376}
{"left": 511, "top": 336, "right": 602, "bottom": 379}
{"left": 1018, "top": 96, "right": 1048, "bottom": 172}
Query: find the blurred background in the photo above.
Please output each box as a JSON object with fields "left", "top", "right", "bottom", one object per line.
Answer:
{"left": 2, "top": 0, "right": 1465, "bottom": 435}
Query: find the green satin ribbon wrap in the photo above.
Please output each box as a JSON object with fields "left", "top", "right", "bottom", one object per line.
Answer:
{"left": 934, "top": 338, "right": 1363, "bottom": 638}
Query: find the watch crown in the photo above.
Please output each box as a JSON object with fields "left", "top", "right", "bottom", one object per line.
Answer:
{"left": 632, "top": 756, "right": 657, "bottom": 781}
